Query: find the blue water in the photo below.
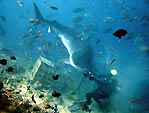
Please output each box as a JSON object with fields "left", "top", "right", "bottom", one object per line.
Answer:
{"left": 0, "top": 0, "right": 149, "bottom": 113}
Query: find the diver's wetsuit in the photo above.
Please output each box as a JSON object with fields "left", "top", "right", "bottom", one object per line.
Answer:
{"left": 84, "top": 73, "right": 117, "bottom": 109}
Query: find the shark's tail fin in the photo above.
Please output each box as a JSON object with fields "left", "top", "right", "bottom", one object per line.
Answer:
{"left": 33, "top": 2, "right": 45, "bottom": 24}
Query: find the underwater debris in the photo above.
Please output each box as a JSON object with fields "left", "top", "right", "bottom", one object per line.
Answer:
{"left": 113, "top": 29, "right": 128, "bottom": 39}
{"left": 48, "top": 6, "right": 59, "bottom": 10}
{"left": 52, "top": 91, "right": 61, "bottom": 98}
{"left": 6, "top": 67, "right": 14, "bottom": 72}
{"left": 10, "top": 56, "right": 16, "bottom": 60}
{"left": 0, "top": 59, "right": 7, "bottom": 65}
{"left": 39, "top": 56, "right": 55, "bottom": 68}
{"left": 30, "top": 58, "right": 42, "bottom": 80}
{"left": 52, "top": 74, "right": 59, "bottom": 80}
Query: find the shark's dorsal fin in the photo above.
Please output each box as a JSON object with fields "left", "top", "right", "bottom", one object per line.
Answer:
{"left": 33, "top": 3, "right": 45, "bottom": 23}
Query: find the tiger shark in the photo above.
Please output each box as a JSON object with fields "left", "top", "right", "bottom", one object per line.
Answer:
{"left": 33, "top": 3, "right": 94, "bottom": 72}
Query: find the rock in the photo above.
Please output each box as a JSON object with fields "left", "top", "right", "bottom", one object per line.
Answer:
{"left": 0, "top": 80, "right": 4, "bottom": 90}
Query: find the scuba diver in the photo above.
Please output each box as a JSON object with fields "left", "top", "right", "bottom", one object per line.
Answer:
{"left": 68, "top": 69, "right": 118, "bottom": 112}
{"left": 82, "top": 70, "right": 118, "bottom": 110}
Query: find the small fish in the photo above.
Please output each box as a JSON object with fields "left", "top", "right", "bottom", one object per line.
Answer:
{"left": 1, "top": 70, "right": 3, "bottom": 73}
{"left": 110, "top": 59, "right": 116, "bottom": 66}
{"left": 128, "top": 17, "right": 137, "bottom": 23}
{"left": 52, "top": 74, "right": 59, "bottom": 80}
{"left": 21, "top": 33, "right": 30, "bottom": 39}
{"left": 0, "top": 59, "right": 7, "bottom": 65}
{"left": 34, "top": 33, "right": 42, "bottom": 38}
{"left": 29, "top": 18, "right": 39, "bottom": 24}
{"left": 10, "top": 56, "right": 16, "bottom": 60}
{"left": 39, "top": 94, "right": 44, "bottom": 98}
{"left": 113, "top": 29, "right": 128, "bottom": 39}
{"left": 52, "top": 91, "right": 61, "bottom": 98}
{"left": 31, "top": 95, "right": 36, "bottom": 104}
{"left": 1, "top": 16, "right": 6, "bottom": 21}
{"left": 103, "top": 16, "right": 114, "bottom": 23}
{"left": 6, "top": 67, "right": 14, "bottom": 72}
{"left": 17, "top": 0, "right": 24, "bottom": 7}
{"left": 48, "top": 6, "right": 59, "bottom": 10}
{"left": 129, "top": 97, "right": 144, "bottom": 103}
{"left": 72, "top": 7, "right": 85, "bottom": 13}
